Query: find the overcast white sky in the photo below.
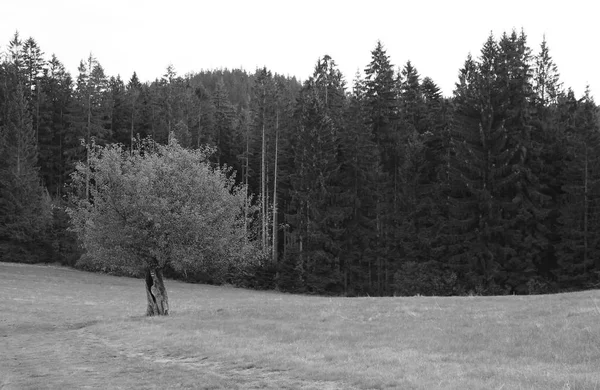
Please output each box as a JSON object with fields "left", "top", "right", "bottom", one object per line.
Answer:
{"left": 1, "top": 0, "right": 598, "bottom": 98}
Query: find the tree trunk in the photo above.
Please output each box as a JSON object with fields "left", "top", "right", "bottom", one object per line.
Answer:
{"left": 145, "top": 268, "right": 169, "bottom": 316}
{"left": 261, "top": 99, "right": 267, "bottom": 251}
{"left": 245, "top": 112, "right": 250, "bottom": 244}
{"left": 197, "top": 110, "right": 202, "bottom": 148}
{"left": 86, "top": 82, "right": 91, "bottom": 201}
{"left": 36, "top": 79, "right": 40, "bottom": 145}
{"left": 272, "top": 109, "right": 279, "bottom": 264}
{"left": 130, "top": 100, "right": 135, "bottom": 154}
{"left": 584, "top": 147, "right": 589, "bottom": 271}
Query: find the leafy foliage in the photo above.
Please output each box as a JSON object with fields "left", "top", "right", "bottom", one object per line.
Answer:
{"left": 67, "top": 138, "right": 260, "bottom": 282}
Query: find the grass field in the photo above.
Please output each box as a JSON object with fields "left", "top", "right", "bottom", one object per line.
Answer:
{"left": 1, "top": 263, "right": 600, "bottom": 390}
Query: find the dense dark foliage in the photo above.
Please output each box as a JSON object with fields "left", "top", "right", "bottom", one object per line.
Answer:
{"left": 1, "top": 30, "right": 599, "bottom": 295}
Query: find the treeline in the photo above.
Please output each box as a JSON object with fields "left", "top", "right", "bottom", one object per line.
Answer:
{"left": 1, "top": 30, "right": 599, "bottom": 296}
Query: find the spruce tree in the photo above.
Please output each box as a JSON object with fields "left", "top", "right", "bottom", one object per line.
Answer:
{"left": 285, "top": 56, "right": 346, "bottom": 293}
{"left": 126, "top": 72, "right": 143, "bottom": 151}
{"left": 397, "top": 61, "right": 424, "bottom": 259}
{"left": 558, "top": 89, "right": 600, "bottom": 286}
{"left": 529, "top": 37, "right": 565, "bottom": 285}
{"left": 393, "top": 72, "right": 454, "bottom": 295}
{"left": 106, "top": 76, "right": 128, "bottom": 145}
{"left": 20, "top": 37, "right": 45, "bottom": 145}
{"left": 449, "top": 31, "right": 551, "bottom": 293}
{"left": 400, "top": 61, "right": 422, "bottom": 132}
{"left": 338, "top": 74, "right": 382, "bottom": 295}
{"left": 363, "top": 41, "right": 399, "bottom": 295}
{"left": 533, "top": 36, "right": 562, "bottom": 109}
{"left": 68, "top": 54, "right": 110, "bottom": 199}
{"left": 0, "top": 63, "right": 51, "bottom": 259}
{"left": 38, "top": 54, "right": 73, "bottom": 196}
{"left": 212, "top": 79, "right": 236, "bottom": 166}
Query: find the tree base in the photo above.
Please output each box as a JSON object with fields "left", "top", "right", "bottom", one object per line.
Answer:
{"left": 145, "top": 268, "right": 169, "bottom": 316}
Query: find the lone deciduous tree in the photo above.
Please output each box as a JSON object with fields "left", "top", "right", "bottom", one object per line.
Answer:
{"left": 68, "top": 136, "right": 257, "bottom": 315}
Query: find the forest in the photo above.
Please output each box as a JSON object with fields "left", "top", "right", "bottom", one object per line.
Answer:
{"left": 1, "top": 29, "right": 599, "bottom": 297}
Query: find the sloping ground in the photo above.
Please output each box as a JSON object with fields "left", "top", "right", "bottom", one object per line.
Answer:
{"left": 1, "top": 263, "right": 600, "bottom": 389}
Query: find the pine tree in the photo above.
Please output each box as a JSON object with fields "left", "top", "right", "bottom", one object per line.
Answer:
{"left": 172, "top": 119, "right": 192, "bottom": 147}
{"left": 106, "top": 76, "right": 129, "bottom": 146}
{"left": 419, "top": 78, "right": 452, "bottom": 270}
{"left": 270, "top": 77, "right": 293, "bottom": 266}
{"left": 400, "top": 61, "right": 422, "bottom": 132}
{"left": 270, "top": 77, "right": 297, "bottom": 275}
{"left": 363, "top": 41, "right": 399, "bottom": 295}
{"left": 21, "top": 37, "right": 45, "bottom": 144}
{"left": 497, "top": 31, "right": 549, "bottom": 291}
{"left": 251, "top": 68, "right": 276, "bottom": 252}
{"left": 68, "top": 54, "right": 110, "bottom": 199}
{"left": 337, "top": 73, "right": 380, "bottom": 295}
{"left": 533, "top": 36, "right": 562, "bottom": 109}
{"left": 529, "top": 38, "right": 565, "bottom": 284}
{"left": 448, "top": 31, "right": 550, "bottom": 293}
{"left": 7, "top": 32, "right": 24, "bottom": 81}
{"left": 393, "top": 69, "right": 455, "bottom": 295}
{"left": 126, "top": 72, "right": 143, "bottom": 151}
{"left": 38, "top": 54, "right": 73, "bottom": 196}
{"left": 396, "top": 61, "right": 424, "bottom": 263}
{"left": 449, "top": 44, "right": 504, "bottom": 290}
{"left": 364, "top": 41, "right": 398, "bottom": 171}
{"left": 212, "top": 78, "right": 236, "bottom": 166}
{"left": 0, "top": 62, "right": 51, "bottom": 258}
{"left": 193, "top": 82, "right": 212, "bottom": 148}
{"left": 285, "top": 56, "right": 347, "bottom": 293}
{"left": 558, "top": 88, "right": 600, "bottom": 286}
{"left": 162, "top": 64, "right": 177, "bottom": 135}
{"left": 149, "top": 65, "right": 184, "bottom": 145}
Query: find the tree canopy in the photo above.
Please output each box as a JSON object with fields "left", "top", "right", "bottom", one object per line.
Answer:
{"left": 67, "top": 136, "right": 259, "bottom": 314}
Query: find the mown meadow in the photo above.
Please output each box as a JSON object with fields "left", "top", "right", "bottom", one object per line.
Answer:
{"left": 1, "top": 263, "right": 600, "bottom": 389}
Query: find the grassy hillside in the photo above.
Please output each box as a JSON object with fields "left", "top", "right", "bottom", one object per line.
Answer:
{"left": 1, "top": 263, "right": 600, "bottom": 389}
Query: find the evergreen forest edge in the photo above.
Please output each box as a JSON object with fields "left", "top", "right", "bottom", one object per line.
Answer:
{"left": 1, "top": 29, "right": 599, "bottom": 296}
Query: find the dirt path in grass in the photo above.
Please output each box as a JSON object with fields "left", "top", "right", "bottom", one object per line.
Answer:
{"left": 2, "top": 320, "right": 351, "bottom": 390}
{"left": 78, "top": 324, "right": 352, "bottom": 390}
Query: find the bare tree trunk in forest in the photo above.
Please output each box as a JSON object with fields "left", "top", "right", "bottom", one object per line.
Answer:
{"left": 272, "top": 110, "right": 279, "bottom": 264}
{"left": 85, "top": 84, "right": 91, "bottom": 201}
{"left": 385, "top": 262, "right": 389, "bottom": 296}
{"left": 217, "top": 125, "right": 221, "bottom": 166}
{"left": 151, "top": 105, "right": 156, "bottom": 140}
{"left": 130, "top": 98, "right": 135, "bottom": 154}
{"left": 145, "top": 268, "right": 169, "bottom": 316}
{"left": 109, "top": 96, "right": 114, "bottom": 135}
{"left": 244, "top": 112, "right": 249, "bottom": 244}
{"left": 344, "top": 267, "right": 348, "bottom": 296}
{"left": 265, "top": 177, "right": 270, "bottom": 247}
{"left": 261, "top": 99, "right": 267, "bottom": 250}
{"left": 376, "top": 178, "right": 382, "bottom": 296}
{"left": 283, "top": 207, "right": 289, "bottom": 261}
{"left": 197, "top": 109, "right": 202, "bottom": 148}
{"left": 352, "top": 151, "right": 359, "bottom": 296}
{"left": 584, "top": 147, "right": 589, "bottom": 270}
{"left": 58, "top": 108, "right": 64, "bottom": 197}
{"left": 36, "top": 80, "right": 40, "bottom": 145}
{"left": 368, "top": 255, "right": 372, "bottom": 294}
{"left": 302, "top": 201, "right": 309, "bottom": 276}
{"left": 299, "top": 235, "right": 303, "bottom": 272}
